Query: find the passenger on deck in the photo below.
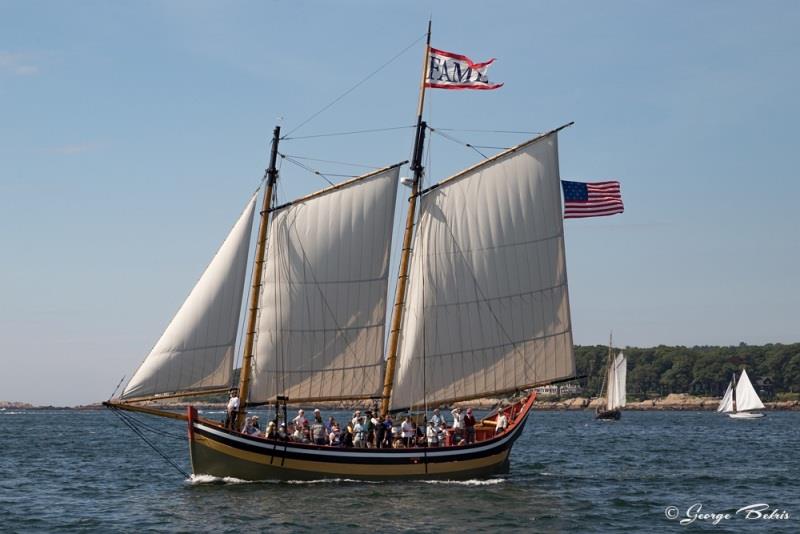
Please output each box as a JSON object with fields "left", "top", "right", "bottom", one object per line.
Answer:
{"left": 292, "top": 409, "right": 307, "bottom": 428}
{"left": 241, "top": 417, "right": 260, "bottom": 436}
{"left": 430, "top": 408, "right": 445, "bottom": 428}
{"left": 451, "top": 407, "right": 465, "bottom": 445}
{"left": 301, "top": 421, "right": 312, "bottom": 444}
{"left": 266, "top": 421, "right": 277, "bottom": 439}
{"left": 495, "top": 411, "right": 509, "bottom": 434}
{"left": 251, "top": 415, "right": 261, "bottom": 431}
{"left": 426, "top": 421, "right": 439, "bottom": 447}
{"left": 329, "top": 421, "right": 341, "bottom": 446}
{"left": 464, "top": 408, "right": 476, "bottom": 444}
{"left": 351, "top": 410, "right": 361, "bottom": 429}
{"left": 342, "top": 423, "right": 354, "bottom": 448}
{"left": 381, "top": 414, "right": 393, "bottom": 448}
{"left": 437, "top": 420, "right": 447, "bottom": 446}
{"left": 277, "top": 423, "right": 288, "bottom": 441}
{"left": 311, "top": 416, "right": 327, "bottom": 445}
{"left": 401, "top": 416, "right": 414, "bottom": 447}
{"left": 369, "top": 411, "right": 380, "bottom": 448}
{"left": 225, "top": 390, "right": 240, "bottom": 429}
{"left": 353, "top": 417, "right": 367, "bottom": 448}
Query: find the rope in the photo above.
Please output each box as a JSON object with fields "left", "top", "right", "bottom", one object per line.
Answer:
{"left": 280, "top": 154, "right": 336, "bottom": 186}
{"left": 283, "top": 125, "right": 414, "bottom": 141}
{"left": 107, "top": 406, "right": 189, "bottom": 478}
{"left": 428, "top": 126, "right": 488, "bottom": 159}
{"left": 279, "top": 154, "right": 381, "bottom": 170}
{"left": 284, "top": 35, "right": 426, "bottom": 138}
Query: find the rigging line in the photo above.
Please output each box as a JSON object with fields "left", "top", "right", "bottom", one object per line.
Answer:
{"left": 108, "top": 375, "right": 125, "bottom": 400}
{"left": 283, "top": 34, "right": 427, "bottom": 138}
{"left": 283, "top": 125, "right": 415, "bottom": 141}
{"left": 435, "top": 128, "right": 544, "bottom": 135}
{"left": 114, "top": 408, "right": 186, "bottom": 441}
{"left": 108, "top": 407, "right": 189, "bottom": 478}
{"left": 279, "top": 154, "right": 381, "bottom": 170}
{"left": 428, "top": 127, "right": 488, "bottom": 159}
{"left": 281, "top": 154, "right": 336, "bottom": 187}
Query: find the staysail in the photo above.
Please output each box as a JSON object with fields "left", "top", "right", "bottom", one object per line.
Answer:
{"left": 121, "top": 194, "right": 257, "bottom": 399}
{"left": 390, "top": 132, "right": 575, "bottom": 411}
{"left": 734, "top": 369, "right": 765, "bottom": 412}
{"left": 717, "top": 380, "right": 734, "bottom": 412}
{"left": 606, "top": 351, "right": 627, "bottom": 410}
{"left": 249, "top": 165, "right": 401, "bottom": 404}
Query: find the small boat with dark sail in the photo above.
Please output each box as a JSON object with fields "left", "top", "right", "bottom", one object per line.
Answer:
{"left": 595, "top": 336, "right": 626, "bottom": 420}
{"left": 717, "top": 369, "right": 765, "bottom": 419}
{"left": 105, "top": 24, "right": 578, "bottom": 481}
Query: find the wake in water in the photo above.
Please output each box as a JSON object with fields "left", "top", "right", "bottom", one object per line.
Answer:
{"left": 188, "top": 474, "right": 506, "bottom": 486}
{"left": 187, "top": 474, "right": 256, "bottom": 485}
{"left": 421, "top": 478, "right": 506, "bottom": 486}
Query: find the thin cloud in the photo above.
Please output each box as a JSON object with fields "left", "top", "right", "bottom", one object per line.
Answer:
{"left": 0, "top": 51, "right": 40, "bottom": 76}
{"left": 49, "top": 143, "right": 98, "bottom": 155}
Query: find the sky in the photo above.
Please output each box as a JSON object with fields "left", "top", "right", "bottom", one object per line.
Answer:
{"left": 1, "top": 1, "right": 798, "bottom": 406}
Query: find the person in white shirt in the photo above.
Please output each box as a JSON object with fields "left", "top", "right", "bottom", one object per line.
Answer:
{"left": 226, "top": 390, "right": 240, "bottom": 429}
{"left": 401, "top": 416, "right": 415, "bottom": 447}
{"left": 495, "top": 411, "right": 509, "bottom": 434}
{"left": 353, "top": 417, "right": 367, "bottom": 448}
{"left": 451, "top": 407, "right": 465, "bottom": 444}
{"left": 292, "top": 409, "right": 307, "bottom": 428}
{"left": 426, "top": 421, "right": 439, "bottom": 447}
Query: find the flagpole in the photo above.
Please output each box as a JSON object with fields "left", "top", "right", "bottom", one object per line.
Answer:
{"left": 380, "top": 20, "right": 431, "bottom": 416}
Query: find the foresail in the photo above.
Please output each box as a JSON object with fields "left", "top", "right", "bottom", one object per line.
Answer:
{"left": 249, "top": 165, "right": 401, "bottom": 403}
{"left": 121, "top": 194, "right": 257, "bottom": 399}
{"left": 390, "top": 132, "right": 575, "bottom": 411}
{"left": 717, "top": 381, "right": 734, "bottom": 412}
{"left": 735, "top": 369, "right": 765, "bottom": 412}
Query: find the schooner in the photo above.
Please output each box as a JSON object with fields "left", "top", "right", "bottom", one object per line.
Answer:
{"left": 106, "top": 25, "right": 577, "bottom": 480}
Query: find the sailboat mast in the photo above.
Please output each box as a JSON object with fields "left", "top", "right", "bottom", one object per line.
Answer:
{"left": 380, "top": 21, "right": 432, "bottom": 416}
{"left": 731, "top": 372, "right": 738, "bottom": 413}
{"left": 236, "top": 125, "right": 281, "bottom": 427}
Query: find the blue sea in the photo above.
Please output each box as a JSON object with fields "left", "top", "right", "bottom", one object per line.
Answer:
{"left": 1, "top": 409, "right": 798, "bottom": 532}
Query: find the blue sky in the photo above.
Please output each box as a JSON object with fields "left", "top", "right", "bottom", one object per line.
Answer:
{"left": 1, "top": 1, "right": 798, "bottom": 406}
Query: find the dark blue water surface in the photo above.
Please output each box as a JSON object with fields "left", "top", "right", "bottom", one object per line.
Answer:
{"left": 1, "top": 409, "right": 798, "bottom": 533}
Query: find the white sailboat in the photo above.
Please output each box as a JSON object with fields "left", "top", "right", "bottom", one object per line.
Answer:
{"left": 717, "top": 369, "right": 765, "bottom": 419}
{"left": 596, "top": 336, "right": 626, "bottom": 420}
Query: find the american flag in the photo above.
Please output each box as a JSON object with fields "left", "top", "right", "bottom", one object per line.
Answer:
{"left": 561, "top": 180, "right": 624, "bottom": 219}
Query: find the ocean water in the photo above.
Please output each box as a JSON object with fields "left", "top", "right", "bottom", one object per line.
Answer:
{"left": 0, "top": 409, "right": 798, "bottom": 533}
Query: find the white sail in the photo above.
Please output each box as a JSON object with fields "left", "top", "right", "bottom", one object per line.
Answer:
{"left": 734, "top": 369, "right": 765, "bottom": 412}
{"left": 122, "top": 194, "right": 257, "bottom": 399}
{"left": 249, "top": 165, "right": 400, "bottom": 403}
{"left": 390, "top": 132, "right": 575, "bottom": 410}
{"left": 606, "top": 351, "right": 627, "bottom": 410}
{"left": 718, "top": 380, "right": 734, "bottom": 412}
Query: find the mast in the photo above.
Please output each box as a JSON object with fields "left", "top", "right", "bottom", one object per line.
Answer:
{"left": 380, "top": 20, "right": 431, "bottom": 416}
{"left": 236, "top": 125, "right": 281, "bottom": 427}
{"left": 731, "top": 372, "right": 738, "bottom": 414}
{"left": 598, "top": 332, "right": 612, "bottom": 409}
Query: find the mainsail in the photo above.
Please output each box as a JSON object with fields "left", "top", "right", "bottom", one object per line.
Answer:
{"left": 121, "top": 194, "right": 257, "bottom": 399}
{"left": 734, "top": 369, "right": 765, "bottom": 412}
{"left": 605, "top": 351, "right": 627, "bottom": 410}
{"left": 249, "top": 165, "right": 401, "bottom": 403}
{"left": 390, "top": 132, "right": 575, "bottom": 411}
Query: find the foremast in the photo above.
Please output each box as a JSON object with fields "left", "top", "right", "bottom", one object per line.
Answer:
{"left": 380, "top": 21, "right": 431, "bottom": 416}
{"left": 236, "top": 125, "right": 281, "bottom": 428}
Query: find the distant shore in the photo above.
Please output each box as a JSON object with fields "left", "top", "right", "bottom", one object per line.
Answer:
{"left": 3, "top": 393, "right": 799, "bottom": 412}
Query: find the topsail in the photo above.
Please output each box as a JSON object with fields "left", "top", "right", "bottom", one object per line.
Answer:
{"left": 390, "top": 132, "right": 575, "bottom": 410}
{"left": 121, "top": 194, "right": 257, "bottom": 399}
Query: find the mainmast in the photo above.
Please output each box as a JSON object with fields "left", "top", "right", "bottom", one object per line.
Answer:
{"left": 236, "top": 125, "right": 281, "bottom": 427}
{"left": 380, "top": 21, "right": 432, "bottom": 416}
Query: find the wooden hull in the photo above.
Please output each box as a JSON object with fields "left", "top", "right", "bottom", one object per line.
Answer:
{"left": 187, "top": 394, "right": 534, "bottom": 481}
{"left": 595, "top": 408, "right": 621, "bottom": 420}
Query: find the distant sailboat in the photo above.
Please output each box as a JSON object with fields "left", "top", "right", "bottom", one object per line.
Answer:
{"left": 717, "top": 369, "right": 765, "bottom": 419}
{"left": 596, "top": 336, "right": 626, "bottom": 420}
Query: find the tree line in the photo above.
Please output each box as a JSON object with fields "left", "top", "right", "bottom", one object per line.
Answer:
{"left": 575, "top": 342, "right": 800, "bottom": 399}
